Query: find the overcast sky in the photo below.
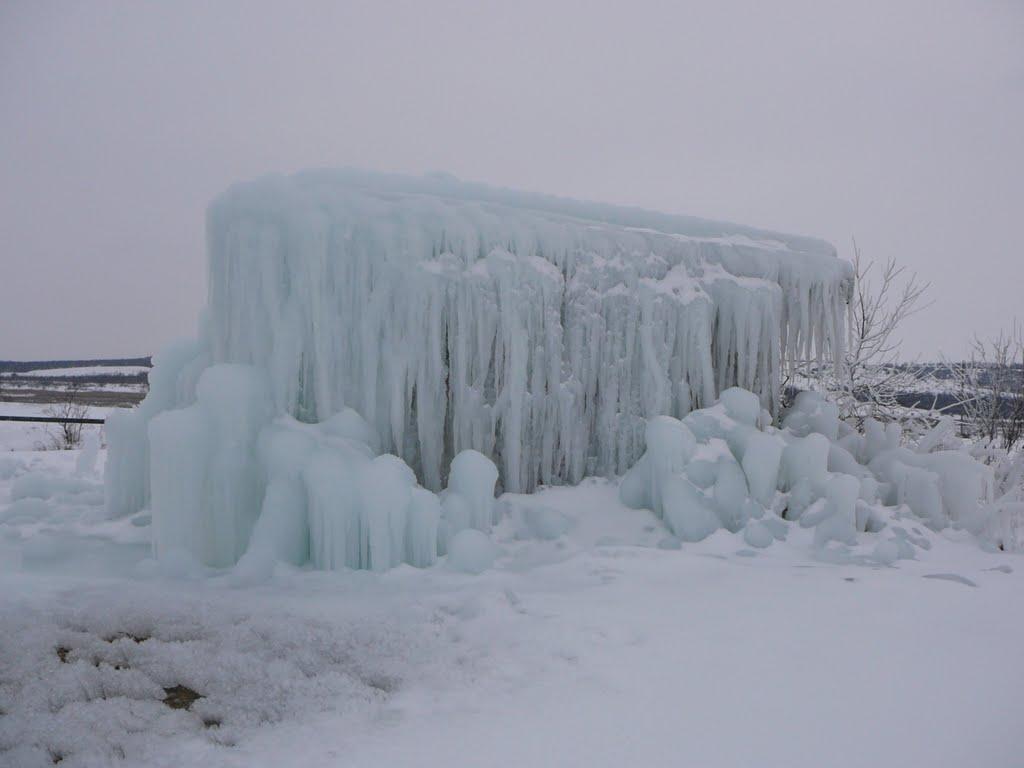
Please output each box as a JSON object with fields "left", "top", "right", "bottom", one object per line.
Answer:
{"left": 2, "top": 0, "right": 1021, "bottom": 361}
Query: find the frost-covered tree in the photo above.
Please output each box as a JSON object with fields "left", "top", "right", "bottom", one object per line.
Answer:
{"left": 950, "top": 322, "right": 1024, "bottom": 452}
{"left": 788, "top": 239, "right": 929, "bottom": 429}
{"left": 43, "top": 382, "right": 90, "bottom": 450}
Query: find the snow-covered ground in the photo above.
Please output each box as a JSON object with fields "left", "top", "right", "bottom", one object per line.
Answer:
{"left": 1, "top": 426, "right": 1021, "bottom": 768}
{"left": 0, "top": 402, "right": 112, "bottom": 452}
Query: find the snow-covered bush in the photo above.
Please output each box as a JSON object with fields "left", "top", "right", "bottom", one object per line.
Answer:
{"left": 983, "top": 450, "right": 1024, "bottom": 551}
{"left": 787, "top": 242, "right": 929, "bottom": 430}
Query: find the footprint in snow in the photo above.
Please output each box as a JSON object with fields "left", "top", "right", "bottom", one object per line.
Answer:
{"left": 984, "top": 565, "right": 1013, "bottom": 574}
{"left": 923, "top": 573, "right": 978, "bottom": 588}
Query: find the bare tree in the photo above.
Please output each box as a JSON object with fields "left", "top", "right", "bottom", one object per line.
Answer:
{"left": 951, "top": 322, "right": 1024, "bottom": 452}
{"left": 789, "top": 240, "right": 930, "bottom": 429}
{"left": 42, "top": 382, "right": 91, "bottom": 450}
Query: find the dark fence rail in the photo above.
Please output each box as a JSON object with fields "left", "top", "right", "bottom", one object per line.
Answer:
{"left": 0, "top": 415, "right": 106, "bottom": 424}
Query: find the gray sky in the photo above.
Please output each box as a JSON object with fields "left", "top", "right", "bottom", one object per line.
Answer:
{"left": 2, "top": 0, "right": 1021, "bottom": 361}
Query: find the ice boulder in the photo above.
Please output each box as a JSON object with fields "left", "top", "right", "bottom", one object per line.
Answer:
{"left": 439, "top": 493, "right": 472, "bottom": 555}
{"left": 781, "top": 433, "right": 830, "bottom": 492}
{"left": 75, "top": 431, "right": 101, "bottom": 477}
{"left": 741, "top": 432, "right": 784, "bottom": 506}
{"left": 447, "top": 528, "right": 498, "bottom": 574}
{"left": 446, "top": 450, "right": 499, "bottom": 533}
{"left": 621, "top": 386, "right": 1001, "bottom": 555}
{"left": 505, "top": 500, "right": 572, "bottom": 541}
{"left": 149, "top": 364, "right": 273, "bottom": 567}
{"left": 743, "top": 521, "right": 775, "bottom": 549}
{"left": 719, "top": 387, "right": 762, "bottom": 427}
{"left": 783, "top": 390, "right": 840, "bottom": 441}
{"left": 714, "top": 459, "right": 751, "bottom": 532}
{"left": 406, "top": 488, "right": 441, "bottom": 568}
{"left": 619, "top": 416, "right": 697, "bottom": 516}
{"left": 148, "top": 396, "right": 449, "bottom": 571}
{"left": 662, "top": 474, "right": 720, "bottom": 542}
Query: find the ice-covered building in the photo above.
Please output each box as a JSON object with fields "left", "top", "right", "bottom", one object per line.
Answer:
{"left": 106, "top": 170, "right": 853, "bottom": 567}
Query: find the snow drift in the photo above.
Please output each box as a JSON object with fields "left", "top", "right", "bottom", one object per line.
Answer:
{"left": 107, "top": 169, "right": 854, "bottom": 568}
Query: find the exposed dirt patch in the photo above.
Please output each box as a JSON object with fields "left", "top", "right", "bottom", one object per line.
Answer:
{"left": 163, "top": 685, "right": 203, "bottom": 711}
{"left": 105, "top": 632, "right": 150, "bottom": 644}
{"left": 0, "top": 386, "right": 145, "bottom": 408}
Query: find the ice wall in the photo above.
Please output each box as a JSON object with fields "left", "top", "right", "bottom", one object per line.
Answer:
{"left": 105, "top": 170, "right": 852, "bottom": 567}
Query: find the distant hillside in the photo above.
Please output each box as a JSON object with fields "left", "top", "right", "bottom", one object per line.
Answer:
{"left": 0, "top": 357, "right": 151, "bottom": 374}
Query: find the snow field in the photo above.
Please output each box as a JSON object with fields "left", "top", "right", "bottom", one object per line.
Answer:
{"left": 1, "top": 442, "right": 1021, "bottom": 767}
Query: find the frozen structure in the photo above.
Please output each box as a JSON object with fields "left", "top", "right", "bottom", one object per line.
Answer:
{"left": 106, "top": 169, "right": 854, "bottom": 569}
{"left": 620, "top": 388, "right": 1001, "bottom": 559}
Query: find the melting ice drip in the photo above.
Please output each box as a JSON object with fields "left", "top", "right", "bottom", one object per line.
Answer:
{"left": 106, "top": 170, "right": 854, "bottom": 569}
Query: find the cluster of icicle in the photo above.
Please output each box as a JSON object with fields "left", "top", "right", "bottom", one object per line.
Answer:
{"left": 109, "top": 359, "right": 500, "bottom": 570}
{"left": 621, "top": 387, "right": 1005, "bottom": 557}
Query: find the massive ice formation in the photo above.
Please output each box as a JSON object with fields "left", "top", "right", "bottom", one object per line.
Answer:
{"left": 106, "top": 170, "right": 853, "bottom": 568}
{"left": 620, "top": 388, "right": 999, "bottom": 558}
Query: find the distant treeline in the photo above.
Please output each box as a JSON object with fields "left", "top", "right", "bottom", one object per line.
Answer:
{"left": 5, "top": 373, "right": 150, "bottom": 386}
{"left": 784, "top": 387, "right": 1017, "bottom": 419}
{"left": 905, "top": 362, "right": 1024, "bottom": 389}
{"left": 0, "top": 357, "right": 151, "bottom": 374}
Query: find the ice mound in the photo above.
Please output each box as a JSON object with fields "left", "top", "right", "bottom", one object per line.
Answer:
{"left": 107, "top": 170, "right": 852, "bottom": 522}
{"left": 141, "top": 361, "right": 500, "bottom": 570}
{"left": 621, "top": 387, "right": 999, "bottom": 557}
{"left": 446, "top": 528, "right": 499, "bottom": 573}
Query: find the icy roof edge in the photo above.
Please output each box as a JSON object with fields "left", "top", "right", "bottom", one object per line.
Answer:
{"left": 215, "top": 168, "right": 838, "bottom": 260}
